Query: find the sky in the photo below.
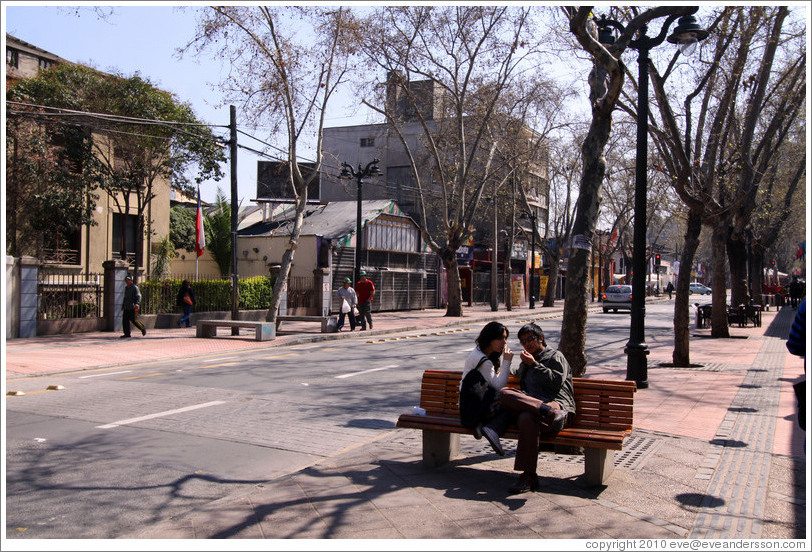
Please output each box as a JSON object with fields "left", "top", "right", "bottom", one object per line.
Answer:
{"left": 3, "top": 3, "right": 376, "bottom": 205}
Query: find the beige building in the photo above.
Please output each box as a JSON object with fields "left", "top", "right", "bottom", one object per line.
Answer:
{"left": 6, "top": 34, "right": 170, "bottom": 279}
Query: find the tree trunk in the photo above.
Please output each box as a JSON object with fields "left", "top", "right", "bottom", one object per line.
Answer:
{"left": 750, "top": 244, "right": 766, "bottom": 306}
{"left": 726, "top": 230, "right": 750, "bottom": 307}
{"left": 560, "top": 113, "right": 610, "bottom": 376}
{"left": 442, "top": 248, "right": 464, "bottom": 317}
{"left": 710, "top": 222, "right": 730, "bottom": 338}
{"left": 543, "top": 252, "right": 559, "bottom": 307}
{"left": 672, "top": 208, "right": 702, "bottom": 366}
{"left": 265, "top": 207, "right": 306, "bottom": 323}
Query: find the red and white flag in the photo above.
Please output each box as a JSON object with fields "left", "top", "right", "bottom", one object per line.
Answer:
{"left": 195, "top": 187, "right": 206, "bottom": 257}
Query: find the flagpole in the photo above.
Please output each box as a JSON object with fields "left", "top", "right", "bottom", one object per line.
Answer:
{"left": 195, "top": 184, "right": 205, "bottom": 282}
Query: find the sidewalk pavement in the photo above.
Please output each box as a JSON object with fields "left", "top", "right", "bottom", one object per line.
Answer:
{"left": 4, "top": 301, "right": 807, "bottom": 541}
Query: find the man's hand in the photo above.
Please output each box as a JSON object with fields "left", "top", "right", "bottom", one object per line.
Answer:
{"left": 520, "top": 350, "right": 535, "bottom": 365}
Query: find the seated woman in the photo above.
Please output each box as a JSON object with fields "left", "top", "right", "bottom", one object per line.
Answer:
{"left": 459, "top": 321, "right": 514, "bottom": 457}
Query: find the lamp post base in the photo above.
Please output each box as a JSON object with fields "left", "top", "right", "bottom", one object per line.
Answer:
{"left": 625, "top": 342, "right": 650, "bottom": 389}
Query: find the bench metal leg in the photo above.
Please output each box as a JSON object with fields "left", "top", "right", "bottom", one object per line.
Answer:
{"left": 583, "top": 447, "right": 614, "bottom": 486}
{"left": 422, "top": 430, "right": 459, "bottom": 468}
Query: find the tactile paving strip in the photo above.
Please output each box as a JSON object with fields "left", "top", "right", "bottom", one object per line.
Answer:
{"left": 462, "top": 434, "right": 662, "bottom": 470}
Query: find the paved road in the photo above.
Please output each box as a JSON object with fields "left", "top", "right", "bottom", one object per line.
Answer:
{"left": 4, "top": 301, "right": 806, "bottom": 542}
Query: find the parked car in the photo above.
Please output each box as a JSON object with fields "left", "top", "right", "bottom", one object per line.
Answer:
{"left": 602, "top": 285, "right": 633, "bottom": 313}
{"left": 689, "top": 283, "right": 712, "bottom": 295}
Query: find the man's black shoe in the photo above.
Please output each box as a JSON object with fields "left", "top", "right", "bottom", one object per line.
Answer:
{"left": 481, "top": 425, "right": 504, "bottom": 456}
{"left": 472, "top": 424, "right": 483, "bottom": 440}
{"left": 547, "top": 409, "right": 568, "bottom": 434}
{"left": 120, "top": 335, "right": 131, "bottom": 339}
{"left": 508, "top": 471, "right": 540, "bottom": 494}
{"left": 141, "top": 328, "right": 147, "bottom": 336}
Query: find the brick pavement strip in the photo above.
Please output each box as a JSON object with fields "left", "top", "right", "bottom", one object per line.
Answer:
{"left": 690, "top": 333, "right": 797, "bottom": 539}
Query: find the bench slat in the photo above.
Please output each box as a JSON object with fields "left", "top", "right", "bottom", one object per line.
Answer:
{"left": 396, "top": 415, "right": 629, "bottom": 451}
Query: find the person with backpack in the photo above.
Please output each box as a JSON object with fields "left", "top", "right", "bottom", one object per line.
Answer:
{"left": 459, "top": 321, "right": 515, "bottom": 457}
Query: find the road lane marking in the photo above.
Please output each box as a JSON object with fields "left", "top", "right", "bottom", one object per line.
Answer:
{"left": 119, "top": 373, "right": 164, "bottom": 380}
{"left": 200, "top": 362, "right": 239, "bottom": 368}
{"left": 96, "top": 400, "right": 226, "bottom": 429}
{"left": 335, "top": 365, "right": 399, "bottom": 379}
{"left": 262, "top": 353, "right": 299, "bottom": 359}
{"left": 79, "top": 371, "right": 132, "bottom": 379}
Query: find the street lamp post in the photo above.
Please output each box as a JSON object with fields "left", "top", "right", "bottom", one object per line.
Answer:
{"left": 598, "top": 10, "right": 708, "bottom": 389}
{"left": 338, "top": 159, "right": 383, "bottom": 284}
{"left": 521, "top": 210, "right": 537, "bottom": 309}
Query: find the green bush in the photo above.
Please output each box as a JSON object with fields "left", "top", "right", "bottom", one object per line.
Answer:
{"left": 239, "top": 276, "right": 275, "bottom": 310}
{"left": 139, "top": 276, "right": 275, "bottom": 314}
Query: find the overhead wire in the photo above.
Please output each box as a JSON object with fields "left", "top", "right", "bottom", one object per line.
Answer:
{"left": 7, "top": 99, "right": 421, "bottom": 200}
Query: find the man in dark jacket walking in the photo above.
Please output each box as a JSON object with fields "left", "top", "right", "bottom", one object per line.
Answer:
{"left": 121, "top": 273, "right": 146, "bottom": 338}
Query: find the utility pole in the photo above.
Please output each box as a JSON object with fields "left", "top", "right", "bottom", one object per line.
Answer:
{"left": 229, "top": 105, "right": 239, "bottom": 333}
{"left": 506, "top": 177, "right": 515, "bottom": 312}
{"left": 490, "top": 190, "right": 498, "bottom": 312}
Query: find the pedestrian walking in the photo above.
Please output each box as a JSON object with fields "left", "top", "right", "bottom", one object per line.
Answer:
{"left": 121, "top": 273, "right": 146, "bottom": 338}
{"left": 789, "top": 277, "right": 804, "bottom": 309}
{"left": 176, "top": 279, "right": 196, "bottom": 328}
{"left": 356, "top": 271, "right": 375, "bottom": 330}
{"left": 787, "top": 299, "right": 806, "bottom": 431}
{"left": 336, "top": 277, "right": 358, "bottom": 332}
{"left": 665, "top": 281, "right": 674, "bottom": 299}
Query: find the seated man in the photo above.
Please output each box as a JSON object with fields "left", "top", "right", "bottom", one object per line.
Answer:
{"left": 485, "top": 322, "right": 575, "bottom": 494}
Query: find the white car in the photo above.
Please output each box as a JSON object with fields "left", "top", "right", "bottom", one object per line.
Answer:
{"left": 689, "top": 283, "right": 712, "bottom": 295}
{"left": 602, "top": 285, "right": 633, "bottom": 313}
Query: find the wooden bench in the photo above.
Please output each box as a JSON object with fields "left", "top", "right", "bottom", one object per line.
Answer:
{"left": 396, "top": 370, "right": 636, "bottom": 486}
{"left": 275, "top": 315, "right": 337, "bottom": 333}
{"left": 196, "top": 319, "right": 276, "bottom": 341}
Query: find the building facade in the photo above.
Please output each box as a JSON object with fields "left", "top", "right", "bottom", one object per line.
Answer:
{"left": 321, "top": 74, "right": 550, "bottom": 305}
{"left": 6, "top": 34, "right": 170, "bottom": 279}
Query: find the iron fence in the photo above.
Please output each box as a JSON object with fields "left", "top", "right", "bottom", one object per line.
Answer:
{"left": 37, "top": 272, "right": 103, "bottom": 320}
{"left": 287, "top": 275, "right": 315, "bottom": 310}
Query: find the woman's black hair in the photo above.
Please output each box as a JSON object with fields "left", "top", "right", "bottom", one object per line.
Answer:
{"left": 517, "top": 322, "right": 546, "bottom": 347}
{"left": 476, "top": 321, "right": 509, "bottom": 351}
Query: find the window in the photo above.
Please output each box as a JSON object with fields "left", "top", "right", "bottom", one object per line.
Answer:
{"left": 360, "top": 137, "right": 375, "bottom": 148}
{"left": 112, "top": 213, "right": 138, "bottom": 261}
{"left": 38, "top": 57, "right": 54, "bottom": 70}
{"left": 7, "top": 48, "right": 19, "bottom": 68}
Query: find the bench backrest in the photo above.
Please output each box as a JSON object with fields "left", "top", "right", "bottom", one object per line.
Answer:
{"left": 418, "top": 370, "right": 635, "bottom": 433}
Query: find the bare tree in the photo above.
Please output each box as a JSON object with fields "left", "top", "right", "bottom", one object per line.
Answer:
{"left": 647, "top": 5, "right": 803, "bottom": 358}
{"left": 360, "top": 5, "right": 552, "bottom": 316}
{"left": 561, "top": 6, "right": 699, "bottom": 375}
{"left": 183, "top": 6, "right": 362, "bottom": 323}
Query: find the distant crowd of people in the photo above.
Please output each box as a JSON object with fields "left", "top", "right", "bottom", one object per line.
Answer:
{"left": 763, "top": 277, "right": 806, "bottom": 309}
